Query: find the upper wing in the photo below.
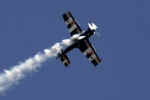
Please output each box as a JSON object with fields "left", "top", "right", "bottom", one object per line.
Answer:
{"left": 62, "top": 11, "right": 82, "bottom": 36}
{"left": 78, "top": 39, "right": 101, "bottom": 66}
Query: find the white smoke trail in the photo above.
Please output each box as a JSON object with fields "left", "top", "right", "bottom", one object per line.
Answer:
{"left": 0, "top": 36, "right": 75, "bottom": 94}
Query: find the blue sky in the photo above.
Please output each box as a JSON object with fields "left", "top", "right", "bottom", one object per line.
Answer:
{"left": 0, "top": 0, "right": 150, "bottom": 100}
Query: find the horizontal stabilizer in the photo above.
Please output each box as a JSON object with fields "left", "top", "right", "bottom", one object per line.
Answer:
{"left": 58, "top": 51, "right": 70, "bottom": 67}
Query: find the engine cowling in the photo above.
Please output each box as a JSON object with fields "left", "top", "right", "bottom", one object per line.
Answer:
{"left": 88, "top": 22, "right": 98, "bottom": 31}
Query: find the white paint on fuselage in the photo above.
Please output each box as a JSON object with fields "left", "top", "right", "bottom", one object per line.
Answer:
{"left": 71, "top": 33, "right": 86, "bottom": 41}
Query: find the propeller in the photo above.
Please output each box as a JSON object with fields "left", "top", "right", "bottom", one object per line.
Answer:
{"left": 88, "top": 22, "right": 98, "bottom": 31}
{"left": 92, "top": 24, "right": 104, "bottom": 41}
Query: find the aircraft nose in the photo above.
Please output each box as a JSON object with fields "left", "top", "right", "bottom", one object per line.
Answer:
{"left": 88, "top": 22, "right": 98, "bottom": 31}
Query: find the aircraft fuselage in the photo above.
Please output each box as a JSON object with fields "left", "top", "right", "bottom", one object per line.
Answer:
{"left": 59, "top": 11, "right": 101, "bottom": 66}
{"left": 63, "top": 28, "right": 95, "bottom": 54}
